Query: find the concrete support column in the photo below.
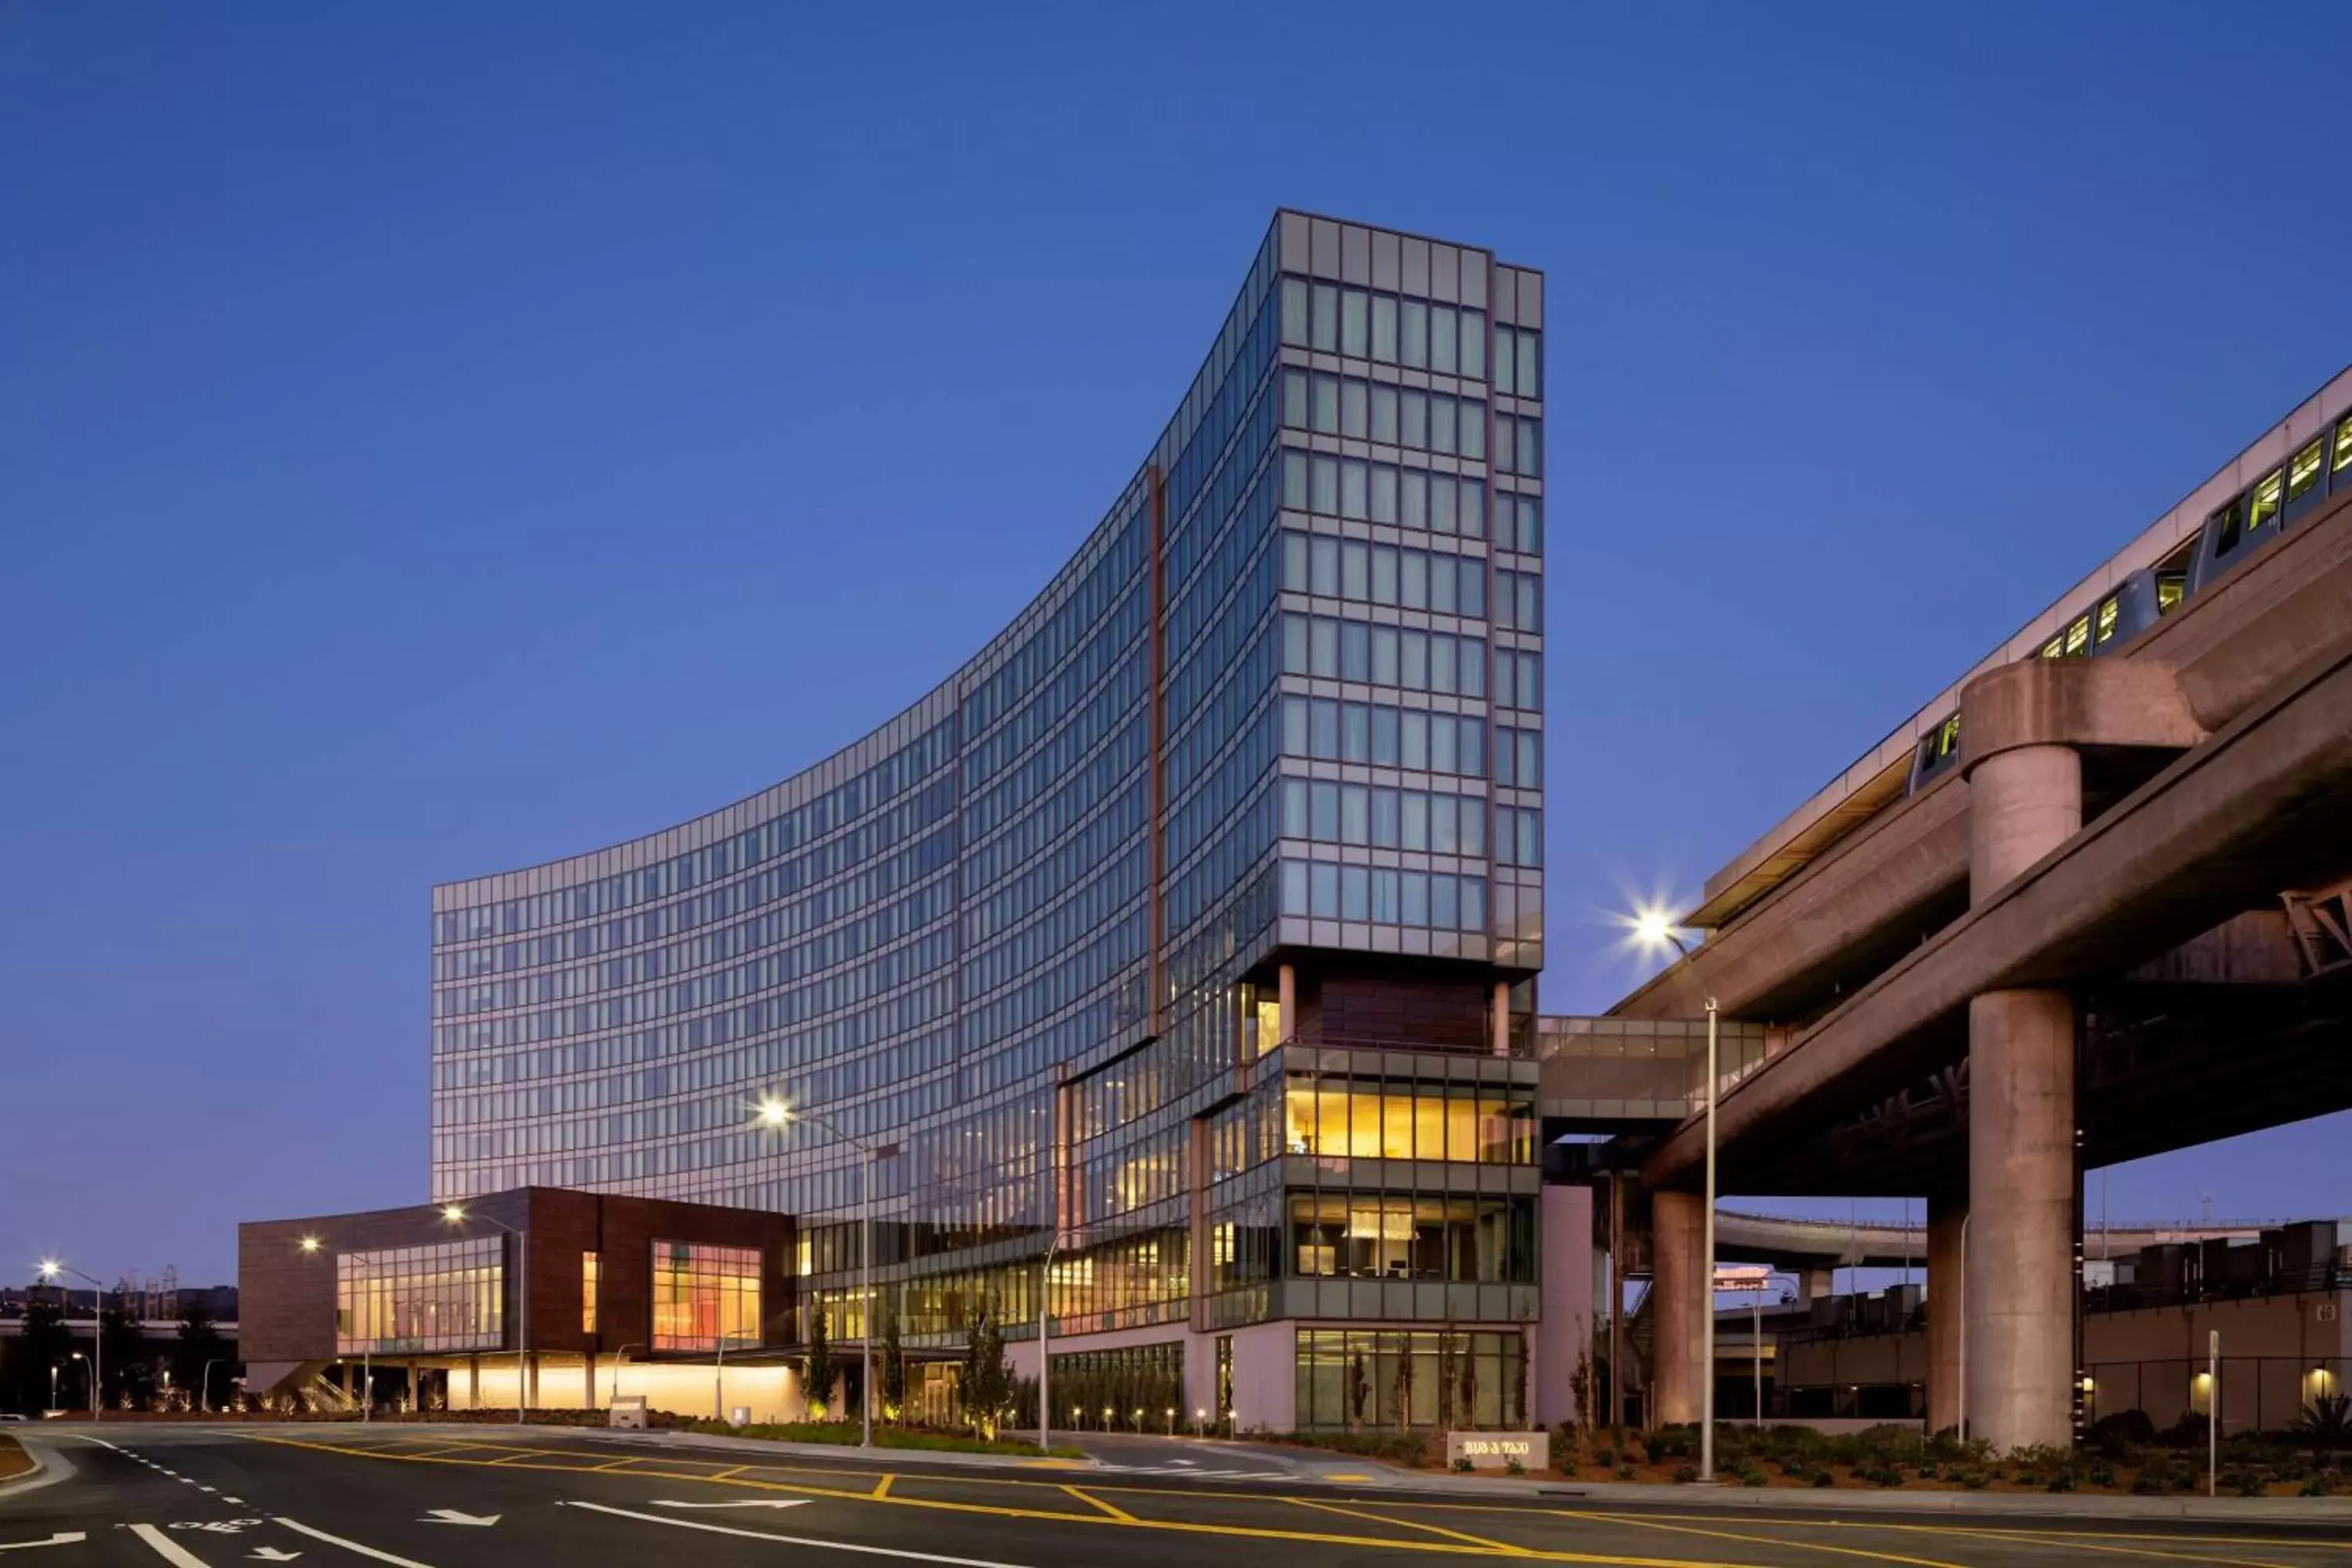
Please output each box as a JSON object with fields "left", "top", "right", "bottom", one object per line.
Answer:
{"left": 1926, "top": 1196, "right": 1967, "bottom": 1436}
{"left": 585, "top": 1356, "right": 597, "bottom": 1410}
{"left": 1801, "top": 1267, "right": 1834, "bottom": 1301}
{"left": 1966, "top": 987, "right": 2076, "bottom": 1452}
{"left": 467, "top": 1356, "right": 480, "bottom": 1410}
{"left": 1969, "top": 744, "right": 2082, "bottom": 899}
{"left": 1536, "top": 1185, "right": 1595, "bottom": 1425}
{"left": 1650, "top": 1189, "right": 1705, "bottom": 1425}
{"left": 1491, "top": 982, "right": 1511, "bottom": 1058}
{"left": 1277, "top": 964, "right": 1296, "bottom": 1044}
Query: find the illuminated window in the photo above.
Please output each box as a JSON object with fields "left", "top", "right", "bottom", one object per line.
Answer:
{"left": 2334, "top": 420, "right": 2352, "bottom": 478}
{"left": 2157, "top": 572, "right": 2187, "bottom": 614}
{"left": 2094, "top": 597, "right": 2119, "bottom": 644}
{"left": 651, "top": 1241, "right": 761, "bottom": 1352}
{"left": 336, "top": 1236, "right": 503, "bottom": 1355}
{"left": 581, "top": 1251, "right": 600, "bottom": 1334}
{"left": 2288, "top": 437, "right": 2325, "bottom": 503}
{"left": 2063, "top": 615, "right": 2090, "bottom": 655}
{"left": 2041, "top": 637, "right": 2064, "bottom": 659}
{"left": 2249, "top": 469, "right": 2282, "bottom": 533}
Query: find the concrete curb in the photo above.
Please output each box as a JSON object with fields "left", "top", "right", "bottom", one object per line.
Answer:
{"left": 0, "top": 1436, "right": 74, "bottom": 1501}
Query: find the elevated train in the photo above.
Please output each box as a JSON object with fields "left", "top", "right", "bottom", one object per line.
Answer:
{"left": 1908, "top": 411, "right": 2352, "bottom": 793}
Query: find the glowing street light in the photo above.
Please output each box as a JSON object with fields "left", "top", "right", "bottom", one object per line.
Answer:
{"left": 38, "top": 1261, "right": 103, "bottom": 1421}
{"left": 1628, "top": 905, "right": 1720, "bottom": 1484}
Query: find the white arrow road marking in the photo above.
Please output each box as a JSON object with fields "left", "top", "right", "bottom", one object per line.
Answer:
{"left": 249, "top": 1550, "right": 302, "bottom": 1562}
{"left": 129, "top": 1524, "right": 216, "bottom": 1566}
{"left": 417, "top": 1510, "right": 498, "bottom": 1527}
{"left": 273, "top": 1519, "right": 439, "bottom": 1568}
{"left": 560, "top": 1501, "right": 1036, "bottom": 1567}
{"left": 0, "top": 1536, "right": 85, "bottom": 1554}
{"left": 650, "top": 1499, "right": 810, "bottom": 1510}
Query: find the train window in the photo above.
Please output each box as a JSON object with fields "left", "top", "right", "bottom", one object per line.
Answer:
{"left": 2095, "top": 597, "right": 2119, "bottom": 644}
{"left": 2211, "top": 495, "right": 2245, "bottom": 557}
{"left": 2157, "top": 572, "right": 2187, "bottom": 613}
{"left": 2288, "top": 438, "right": 2325, "bottom": 503}
{"left": 2247, "top": 469, "right": 2282, "bottom": 534}
{"left": 2040, "top": 635, "right": 2064, "bottom": 659}
{"left": 2336, "top": 420, "right": 2352, "bottom": 482}
{"left": 2063, "top": 615, "right": 2091, "bottom": 656}
{"left": 1933, "top": 714, "right": 1959, "bottom": 759}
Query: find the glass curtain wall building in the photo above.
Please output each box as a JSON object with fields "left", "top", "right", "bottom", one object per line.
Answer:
{"left": 427, "top": 212, "right": 1545, "bottom": 1428}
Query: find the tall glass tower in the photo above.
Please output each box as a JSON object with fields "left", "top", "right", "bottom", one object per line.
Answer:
{"left": 428, "top": 210, "right": 1545, "bottom": 1429}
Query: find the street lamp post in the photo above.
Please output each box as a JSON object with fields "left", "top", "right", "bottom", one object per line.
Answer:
{"left": 299, "top": 1236, "right": 374, "bottom": 1422}
{"left": 201, "top": 1358, "right": 226, "bottom": 1416}
{"left": 1631, "top": 913, "right": 1719, "bottom": 1484}
{"left": 759, "top": 1098, "right": 880, "bottom": 1450}
{"left": 39, "top": 1263, "right": 105, "bottom": 1421}
{"left": 441, "top": 1207, "right": 529, "bottom": 1424}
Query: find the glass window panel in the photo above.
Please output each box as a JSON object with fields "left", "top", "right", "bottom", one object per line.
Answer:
{"left": 1432, "top": 478, "right": 1457, "bottom": 535}
{"left": 1283, "top": 448, "right": 1308, "bottom": 509}
{"left": 1431, "top": 714, "right": 1458, "bottom": 773}
{"left": 1282, "top": 368, "right": 1307, "bottom": 429}
{"left": 1341, "top": 289, "right": 1369, "bottom": 358}
{"left": 1431, "top": 632, "right": 1458, "bottom": 694}
{"left": 1282, "top": 530, "right": 1309, "bottom": 591}
{"left": 1402, "top": 872, "right": 1429, "bottom": 927}
{"left": 1311, "top": 372, "right": 1338, "bottom": 433}
{"left": 1458, "top": 480, "right": 1483, "bottom": 539}
{"left": 1494, "top": 416, "right": 1515, "bottom": 474}
{"left": 1309, "top": 782, "right": 1340, "bottom": 840}
{"left": 1517, "top": 419, "right": 1541, "bottom": 476}
{"left": 1280, "top": 278, "right": 1308, "bottom": 346}
{"left": 1432, "top": 875, "right": 1459, "bottom": 932}
{"left": 1310, "top": 535, "right": 1339, "bottom": 597}
{"left": 1401, "top": 299, "right": 1428, "bottom": 368}
{"left": 1281, "top": 778, "right": 1308, "bottom": 836}
{"left": 1341, "top": 377, "right": 1368, "bottom": 438}
{"left": 1311, "top": 456, "right": 1340, "bottom": 515}
{"left": 1430, "top": 554, "right": 1457, "bottom": 614}
{"left": 1517, "top": 730, "right": 1541, "bottom": 786}
{"left": 1308, "top": 617, "right": 1338, "bottom": 677}
{"left": 1311, "top": 282, "right": 1338, "bottom": 352}
{"left": 2249, "top": 468, "right": 2282, "bottom": 532}
{"left": 1430, "top": 794, "right": 1458, "bottom": 854}
{"left": 1341, "top": 785, "right": 1370, "bottom": 845}
{"left": 652, "top": 1241, "right": 762, "bottom": 1352}
{"left": 2288, "top": 437, "right": 2325, "bottom": 502}
{"left": 1402, "top": 792, "right": 1429, "bottom": 851}
{"left": 1494, "top": 326, "right": 1516, "bottom": 394}
{"left": 1401, "top": 710, "right": 1428, "bottom": 770}
{"left": 1370, "top": 545, "right": 1399, "bottom": 604}
{"left": 1341, "top": 540, "right": 1369, "bottom": 601}
{"left": 1309, "top": 699, "right": 1339, "bottom": 758}
{"left": 1460, "top": 639, "right": 1485, "bottom": 699}
{"left": 1281, "top": 695, "right": 1307, "bottom": 755}
{"left": 1458, "top": 797, "right": 1485, "bottom": 856}
{"left": 1462, "top": 877, "right": 1487, "bottom": 935}
{"left": 1341, "top": 702, "right": 1370, "bottom": 762}
{"left": 1373, "top": 868, "right": 1399, "bottom": 922}
{"left": 1371, "top": 293, "right": 1398, "bottom": 362}
{"left": 1430, "top": 305, "right": 1458, "bottom": 375}
{"left": 1310, "top": 862, "right": 1340, "bottom": 918}
{"left": 1371, "top": 704, "right": 1399, "bottom": 764}
{"left": 1370, "top": 385, "right": 1399, "bottom": 445}
{"left": 1459, "top": 562, "right": 1485, "bottom": 620}
{"left": 1341, "top": 864, "right": 1370, "bottom": 920}
{"left": 1402, "top": 390, "right": 1428, "bottom": 450}
{"left": 1516, "top": 496, "right": 1542, "bottom": 554}
{"left": 1430, "top": 396, "right": 1457, "bottom": 456}
{"left": 1281, "top": 859, "right": 1308, "bottom": 914}
{"left": 1371, "top": 787, "right": 1399, "bottom": 847}
{"left": 1460, "top": 400, "right": 1486, "bottom": 461}
{"left": 1370, "top": 626, "right": 1399, "bottom": 686}
{"left": 1369, "top": 463, "right": 1398, "bottom": 524}
{"left": 1401, "top": 630, "right": 1428, "bottom": 689}
{"left": 1460, "top": 717, "right": 1484, "bottom": 777}
{"left": 1400, "top": 470, "right": 1428, "bottom": 530}
{"left": 1340, "top": 459, "right": 1368, "bottom": 520}
{"left": 1340, "top": 621, "right": 1370, "bottom": 681}
{"left": 1282, "top": 613, "right": 1308, "bottom": 673}
{"left": 1517, "top": 330, "right": 1540, "bottom": 397}
{"left": 1401, "top": 550, "right": 1428, "bottom": 609}
{"left": 1460, "top": 309, "right": 1486, "bottom": 380}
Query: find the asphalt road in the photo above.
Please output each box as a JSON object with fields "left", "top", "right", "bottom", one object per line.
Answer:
{"left": 2, "top": 1424, "right": 2347, "bottom": 1567}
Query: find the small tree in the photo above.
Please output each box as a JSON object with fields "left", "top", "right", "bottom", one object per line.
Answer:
{"left": 956, "top": 1302, "right": 1014, "bottom": 1439}
{"left": 804, "top": 1305, "right": 837, "bottom": 1420}
{"left": 12, "top": 1299, "right": 70, "bottom": 1414}
{"left": 880, "top": 1308, "right": 907, "bottom": 1423}
{"left": 1436, "top": 1327, "right": 1457, "bottom": 1429}
{"left": 1392, "top": 1348, "right": 1416, "bottom": 1433}
{"left": 1346, "top": 1350, "right": 1370, "bottom": 1433}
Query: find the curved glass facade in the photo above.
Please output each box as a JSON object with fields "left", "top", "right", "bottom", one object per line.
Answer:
{"left": 429, "top": 212, "right": 1544, "bottom": 1363}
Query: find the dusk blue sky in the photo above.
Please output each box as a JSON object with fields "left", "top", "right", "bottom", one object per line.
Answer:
{"left": 5, "top": 3, "right": 2348, "bottom": 1285}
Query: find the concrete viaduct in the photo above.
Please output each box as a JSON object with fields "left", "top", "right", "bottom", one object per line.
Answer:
{"left": 1604, "top": 368, "right": 2352, "bottom": 1451}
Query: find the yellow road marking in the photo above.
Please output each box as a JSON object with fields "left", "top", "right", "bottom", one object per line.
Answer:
{"left": 708, "top": 1465, "right": 748, "bottom": 1481}
{"left": 1062, "top": 1485, "right": 1134, "bottom": 1521}
{"left": 1569, "top": 1511, "right": 1965, "bottom": 1568}
{"left": 1862, "top": 1521, "right": 2293, "bottom": 1568}
{"left": 873, "top": 1473, "right": 895, "bottom": 1499}
{"left": 242, "top": 1433, "right": 1762, "bottom": 1565}
{"left": 1287, "top": 1496, "right": 1534, "bottom": 1554}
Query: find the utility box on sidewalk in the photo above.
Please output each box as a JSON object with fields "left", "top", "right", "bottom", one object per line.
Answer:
{"left": 1444, "top": 1431, "right": 1548, "bottom": 1470}
{"left": 608, "top": 1396, "right": 648, "bottom": 1430}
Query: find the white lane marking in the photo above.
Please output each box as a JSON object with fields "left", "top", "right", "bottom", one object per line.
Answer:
{"left": 272, "top": 1519, "right": 439, "bottom": 1568}
{"left": 128, "top": 1524, "right": 216, "bottom": 1566}
{"left": 417, "top": 1510, "right": 497, "bottom": 1527}
{"left": 249, "top": 1550, "right": 303, "bottom": 1562}
{"left": 560, "top": 1501, "right": 1036, "bottom": 1567}
{"left": 200, "top": 1486, "right": 219, "bottom": 1493}
{"left": 223, "top": 1498, "right": 245, "bottom": 1505}
{"left": 650, "top": 1500, "right": 809, "bottom": 1511}
{"left": 0, "top": 1535, "right": 86, "bottom": 1554}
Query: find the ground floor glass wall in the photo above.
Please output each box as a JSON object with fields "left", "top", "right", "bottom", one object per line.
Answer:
{"left": 1295, "top": 1327, "right": 1526, "bottom": 1431}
